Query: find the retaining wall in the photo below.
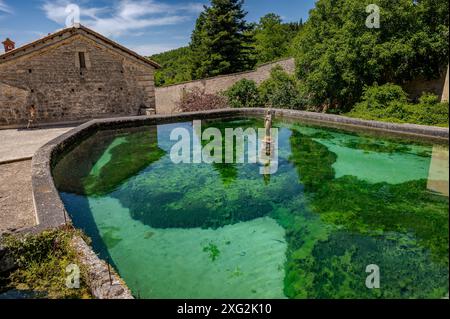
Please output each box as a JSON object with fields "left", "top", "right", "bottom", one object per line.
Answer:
{"left": 155, "top": 58, "right": 295, "bottom": 114}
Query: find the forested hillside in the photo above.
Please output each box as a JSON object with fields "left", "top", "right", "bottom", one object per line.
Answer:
{"left": 151, "top": 0, "right": 302, "bottom": 87}
{"left": 151, "top": 47, "right": 192, "bottom": 87}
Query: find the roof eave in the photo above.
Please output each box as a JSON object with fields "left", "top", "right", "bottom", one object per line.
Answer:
{"left": 0, "top": 24, "right": 161, "bottom": 70}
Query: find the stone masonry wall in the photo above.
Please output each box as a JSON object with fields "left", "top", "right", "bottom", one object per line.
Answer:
{"left": 0, "top": 35, "right": 156, "bottom": 127}
{"left": 155, "top": 58, "right": 449, "bottom": 114}
{"left": 155, "top": 58, "right": 295, "bottom": 114}
{"left": 402, "top": 66, "right": 449, "bottom": 102}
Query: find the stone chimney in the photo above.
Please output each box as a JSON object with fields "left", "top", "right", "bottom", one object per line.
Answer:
{"left": 2, "top": 38, "right": 15, "bottom": 53}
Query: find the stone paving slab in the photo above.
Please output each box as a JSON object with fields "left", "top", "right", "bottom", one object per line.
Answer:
{"left": 0, "top": 126, "right": 74, "bottom": 233}
{"left": 0, "top": 126, "right": 74, "bottom": 164}
{"left": 0, "top": 161, "right": 36, "bottom": 232}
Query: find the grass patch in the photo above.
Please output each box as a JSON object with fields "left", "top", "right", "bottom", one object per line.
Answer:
{"left": 0, "top": 228, "right": 92, "bottom": 299}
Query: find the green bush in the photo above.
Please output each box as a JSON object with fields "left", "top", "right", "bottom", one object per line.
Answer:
{"left": 348, "top": 84, "right": 449, "bottom": 127}
{"left": 407, "top": 93, "right": 450, "bottom": 126}
{"left": 357, "top": 83, "right": 408, "bottom": 110}
{"left": 1, "top": 229, "right": 92, "bottom": 299}
{"left": 225, "top": 79, "right": 261, "bottom": 108}
{"left": 259, "top": 66, "right": 306, "bottom": 109}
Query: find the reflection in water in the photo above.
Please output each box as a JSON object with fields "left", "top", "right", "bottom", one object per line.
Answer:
{"left": 427, "top": 145, "right": 449, "bottom": 197}
{"left": 53, "top": 119, "right": 449, "bottom": 299}
{"left": 54, "top": 126, "right": 165, "bottom": 196}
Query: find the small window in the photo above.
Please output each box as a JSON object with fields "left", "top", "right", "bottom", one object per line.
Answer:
{"left": 78, "top": 52, "right": 86, "bottom": 69}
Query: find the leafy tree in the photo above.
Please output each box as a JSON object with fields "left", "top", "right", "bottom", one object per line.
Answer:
{"left": 152, "top": 8, "right": 304, "bottom": 87}
{"left": 225, "top": 79, "right": 261, "bottom": 108}
{"left": 254, "top": 14, "right": 290, "bottom": 64}
{"left": 252, "top": 14, "right": 304, "bottom": 65}
{"left": 259, "top": 66, "right": 306, "bottom": 109}
{"left": 293, "top": 0, "right": 449, "bottom": 112}
{"left": 189, "top": 0, "right": 256, "bottom": 79}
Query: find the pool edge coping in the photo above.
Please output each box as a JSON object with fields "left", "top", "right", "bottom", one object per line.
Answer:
{"left": 24, "top": 108, "right": 450, "bottom": 299}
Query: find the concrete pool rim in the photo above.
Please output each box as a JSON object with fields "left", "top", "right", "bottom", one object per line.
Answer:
{"left": 26, "top": 108, "right": 450, "bottom": 298}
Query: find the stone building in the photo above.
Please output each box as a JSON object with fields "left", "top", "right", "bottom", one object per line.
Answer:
{"left": 0, "top": 24, "right": 160, "bottom": 128}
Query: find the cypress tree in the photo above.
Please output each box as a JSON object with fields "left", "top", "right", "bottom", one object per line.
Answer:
{"left": 189, "top": 0, "right": 256, "bottom": 79}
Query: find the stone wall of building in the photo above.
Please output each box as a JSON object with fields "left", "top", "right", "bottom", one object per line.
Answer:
{"left": 155, "top": 58, "right": 295, "bottom": 114}
{"left": 0, "top": 34, "right": 156, "bottom": 127}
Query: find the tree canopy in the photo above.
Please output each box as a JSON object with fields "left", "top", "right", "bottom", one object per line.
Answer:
{"left": 189, "top": 0, "right": 256, "bottom": 79}
{"left": 293, "top": 0, "right": 449, "bottom": 111}
{"left": 253, "top": 14, "right": 302, "bottom": 64}
{"left": 151, "top": 2, "right": 302, "bottom": 87}
{"left": 150, "top": 0, "right": 449, "bottom": 123}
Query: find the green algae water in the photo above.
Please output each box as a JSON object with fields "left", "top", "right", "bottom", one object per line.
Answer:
{"left": 52, "top": 118, "right": 449, "bottom": 299}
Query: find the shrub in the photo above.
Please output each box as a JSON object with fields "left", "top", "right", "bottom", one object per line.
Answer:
{"left": 407, "top": 93, "right": 449, "bottom": 126}
{"left": 348, "top": 84, "right": 449, "bottom": 127}
{"left": 357, "top": 83, "right": 409, "bottom": 110}
{"left": 176, "top": 87, "right": 229, "bottom": 113}
{"left": 225, "top": 79, "right": 261, "bottom": 108}
{"left": 259, "top": 66, "right": 306, "bottom": 110}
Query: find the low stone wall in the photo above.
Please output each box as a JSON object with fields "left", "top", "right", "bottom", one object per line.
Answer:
{"left": 71, "top": 236, "right": 133, "bottom": 299}
{"left": 155, "top": 58, "right": 295, "bottom": 114}
{"left": 155, "top": 60, "right": 449, "bottom": 114}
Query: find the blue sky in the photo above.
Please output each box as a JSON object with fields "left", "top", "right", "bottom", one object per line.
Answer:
{"left": 0, "top": 0, "right": 316, "bottom": 56}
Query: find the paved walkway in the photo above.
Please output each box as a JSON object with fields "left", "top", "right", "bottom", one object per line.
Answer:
{"left": 0, "top": 126, "right": 74, "bottom": 233}
{"left": 0, "top": 161, "right": 36, "bottom": 232}
{"left": 0, "top": 126, "right": 74, "bottom": 164}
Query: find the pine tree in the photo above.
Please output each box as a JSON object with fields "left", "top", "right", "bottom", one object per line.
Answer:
{"left": 189, "top": 0, "right": 256, "bottom": 79}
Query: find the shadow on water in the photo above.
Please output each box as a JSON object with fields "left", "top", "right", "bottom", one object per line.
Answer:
{"left": 60, "top": 192, "right": 118, "bottom": 271}
{"left": 54, "top": 125, "right": 167, "bottom": 274}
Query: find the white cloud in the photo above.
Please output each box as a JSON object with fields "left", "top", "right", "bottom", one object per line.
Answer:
{"left": 42, "top": 0, "right": 204, "bottom": 37}
{"left": 0, "top": 0, "right": 13, "bottom": 14}
{"left": 129, "top": 43, "right": 179, "bottom": 56}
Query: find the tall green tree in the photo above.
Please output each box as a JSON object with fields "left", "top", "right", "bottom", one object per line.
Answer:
{"left": 254, "top": 14, "right": 290, "bottom": 64}
{"left": 293, "top": 0, "right": 449, "bottom": 111}
{"left": 189, "top": 0, "right": 256, "bottom": 79}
